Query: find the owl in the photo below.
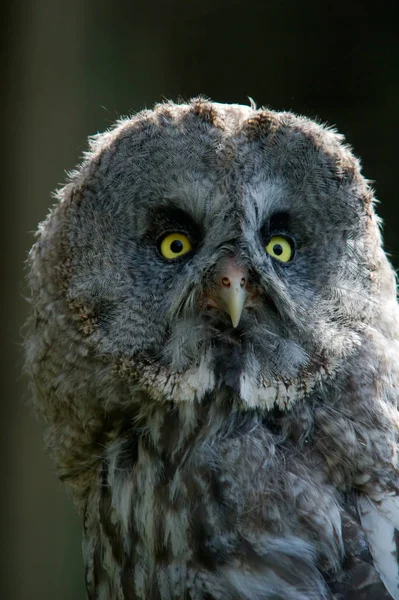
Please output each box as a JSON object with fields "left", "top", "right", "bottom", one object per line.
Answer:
{"left": 25, "top": 98, "right": 399, "bottom": 599}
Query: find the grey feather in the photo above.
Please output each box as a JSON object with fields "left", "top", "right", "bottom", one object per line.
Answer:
{"left": 358, "top": 494, "right": 399, "bottom": 598}
{"left": 24, "top": 98, "right": 399, "bottom": 599}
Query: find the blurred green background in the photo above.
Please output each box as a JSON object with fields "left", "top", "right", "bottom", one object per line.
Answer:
{"left": 3, "top": 1, "right": 399, "bottom": 599}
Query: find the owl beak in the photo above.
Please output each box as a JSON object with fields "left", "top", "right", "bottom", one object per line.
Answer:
{"left": 219, "top": 280, "right": 247, "bottom": 328}
{"left": 207, "top": 261, "right": 248, "bottom": 328}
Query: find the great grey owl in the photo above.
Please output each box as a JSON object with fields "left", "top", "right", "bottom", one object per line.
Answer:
{"left": 25, "top": 99, "right": 399, "bottom": 599}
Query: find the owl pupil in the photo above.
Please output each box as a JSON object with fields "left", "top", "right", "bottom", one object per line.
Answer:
{"left": 170, "top": 240, "right": 183, "bottom": 253}
{"left": 273, "top": 244, "right": 283, "bottom": 256}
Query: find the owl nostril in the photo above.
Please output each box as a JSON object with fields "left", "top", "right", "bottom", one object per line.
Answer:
{"left": 222, "top": 276, "right": 246, "bottom": 289}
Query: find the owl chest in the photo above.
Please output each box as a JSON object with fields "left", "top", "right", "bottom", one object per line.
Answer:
{"left": 93, "top": 431, "right": 345, "bottom": 599}
{"left": 136, "top": 460, "right": 193, "bottom": 563}
{"left": 106, "top": 433, "right": 284, "bottom": 566}
{"left": 105, "top": 446, "right": 203, "bottom": 569}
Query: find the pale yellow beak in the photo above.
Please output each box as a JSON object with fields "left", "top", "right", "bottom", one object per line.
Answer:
{"left": 206, "top": 259, "right": 248, "bottom": 328}
{"left": 218, "top": 275, "right": 247, "bottom": 328}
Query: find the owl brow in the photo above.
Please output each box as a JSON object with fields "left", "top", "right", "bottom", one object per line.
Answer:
{"left": 268, "top": 211, "right": 292, "bottom": 233}
{"left": 259, "top": 211, "right": 292, "bottom": 244}
{"left": 144, "top": 205, "right": 202, "bottom": 240}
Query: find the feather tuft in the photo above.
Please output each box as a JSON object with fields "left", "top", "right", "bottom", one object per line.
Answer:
{"left": 358, "top": 494, "right": 399, "bottom": 599}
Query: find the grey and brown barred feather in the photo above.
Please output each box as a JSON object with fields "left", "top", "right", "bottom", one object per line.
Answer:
{"left": 24, "top": 99, "right": 399, "bottom": 598}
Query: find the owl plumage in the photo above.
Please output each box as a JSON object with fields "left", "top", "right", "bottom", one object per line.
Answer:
{"left": 25, "top": 99, "right": 399, "bottom": 599}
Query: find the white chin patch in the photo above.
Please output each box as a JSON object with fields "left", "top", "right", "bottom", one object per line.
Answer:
{"left": 239, "top": 372, "right": 296, "bottom": 410}
{"left": 239, "top": 361, "right": 339, "bottom": 411}
{"left": 135, "top": 348, "right": 335, "bottom": 409}
{"left": 238, "top": 355, "right": 292, "bottom": 410}
{"left": 138, "top": 350, "right": 216, "bottom": 403}
{"left": 170, "top": 350, "right": 215, "bottom": 402}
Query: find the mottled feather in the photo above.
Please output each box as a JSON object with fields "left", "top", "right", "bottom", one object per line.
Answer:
{"left": 24, "top": 99, "right": 399, "bottom": 599}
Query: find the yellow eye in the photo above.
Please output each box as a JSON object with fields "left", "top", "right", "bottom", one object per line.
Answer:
{"left": 265, "top": 236, "right": 294, "bottom": 263}
{"left": 160, "top": 232, "right": 192, "bottom": 260}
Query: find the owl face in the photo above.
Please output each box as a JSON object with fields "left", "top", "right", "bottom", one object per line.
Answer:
{"left": 57, "top": 100, "right": 386, "bottom": 410}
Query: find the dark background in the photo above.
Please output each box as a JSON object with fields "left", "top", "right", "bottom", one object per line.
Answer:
{"left": 2, "top": 1, "right": 399, "bottom": 598}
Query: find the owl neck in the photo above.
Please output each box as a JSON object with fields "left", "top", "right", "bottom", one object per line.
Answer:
{"left": 110, "top": 389, "right": 267, "bottom": 464}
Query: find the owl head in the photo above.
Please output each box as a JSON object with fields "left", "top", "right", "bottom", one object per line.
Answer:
{"left": 26, "top": 99, "right": 396, "bottom": 418}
